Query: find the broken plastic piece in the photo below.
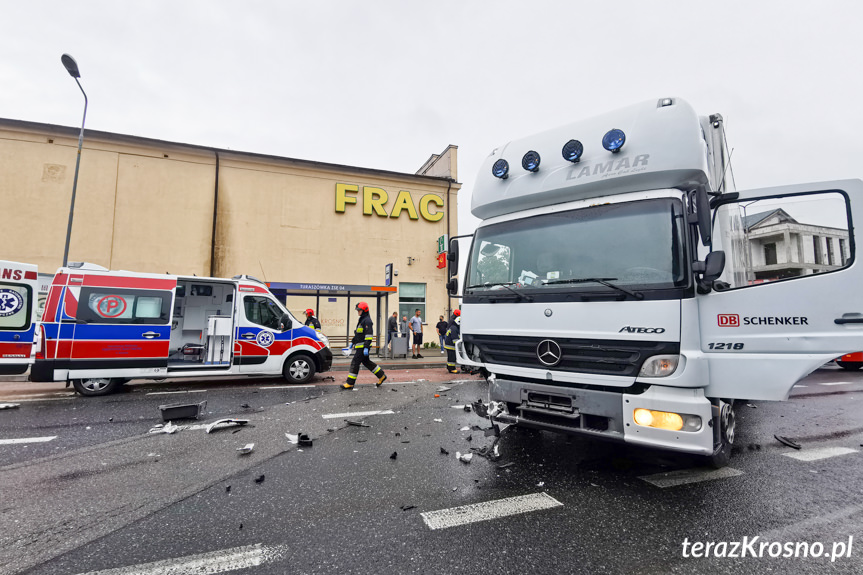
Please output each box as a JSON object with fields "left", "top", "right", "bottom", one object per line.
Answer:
{"left": 460, "top": 426, "right": 471, "bottom": 431}
{"left": 436, "top": 386, "right": 452, "bottom": 393}
{"left": 298, "top": 433, "right": 313, "bottom": 447}
{"left": 400, "top": 505, "right": 416, "bottom": 511}
{"left": 484, "top": 424, "right": 501, "bottom": 437}
{"left": 471, "top": 400, "right": 488, "bottom": 418}
{"left": 236, "top": 443, "right": 255, "bottom": 454}
{"left": 746, "top": 403, "right": 757, "bottom": 409}
{"left": 286, "top": 433, "right": 299, "bottom": 444}
{"left": 0, "top": 403, "right": 21, "bottom": 410}
{"left": 148, "top": 422, "right": 179, "bottom": 435}
{"left": 463, "top": 405, "right": 471, "bottom": 413}
{"left": 205, "top": 418, "right": 250, "bottom": 434}
{"left": 159, "top": 401, "right": 207, "bottom": 421}
{"left": 433, "top": 418, "right": 443, "bottom": 422}
{"left": 346, "top": 420, "right": 370, "bottom": 427}
{"left": 497, "top": 462, "right": 515, "bottom": 469}
{"left": 455, "top": 451, "right": 473, "bottom": 463}
{"left": 390, "top": 451, "right": 398, "bottom": 460}
{"left": 254, "top": 474, "right": 265, "bottom": 484}
{"left": 440, "top": 447, "right": 449, "bottom": 455}
{"left": 774, "top": 434, "right": 801, "bottom": 450}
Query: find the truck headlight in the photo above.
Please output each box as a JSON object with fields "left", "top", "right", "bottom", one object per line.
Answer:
{"left": 639, "top": 355, "right": 680, "bottom": 377}
{"left": 633, "top": 408, "right": 702, "bottom": 432}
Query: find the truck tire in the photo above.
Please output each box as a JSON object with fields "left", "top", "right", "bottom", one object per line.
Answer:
{"left": 704, "top": 400, "right": 735, "bottom": 468}
{"left": 283, "top": 353, "right": 316, "bottom": 384}
{"left": 72, "top": 377, "right": 123, "bottom": 397}
{"left": 836, "top": 361, "right": 863, "bottom": 371}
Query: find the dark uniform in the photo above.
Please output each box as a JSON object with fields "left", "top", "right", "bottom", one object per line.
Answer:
{"left": 345, "top": 308, "right": 387, "bottom": 388}
{"left": 304, "top": 315, "right": 321, "bottom": 330}
{"left": 444, "top": 315, "right": 461, "bottom": 374}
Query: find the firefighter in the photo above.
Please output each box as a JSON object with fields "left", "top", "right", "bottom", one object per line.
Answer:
{"left": 444, "top": 309, "right": 461, "bottom": 374}
{"left": 343, "top": 302, "right": 387, "bottom": 389}
{"left": 304, "top": 308, "right": 321, "bottom": 331}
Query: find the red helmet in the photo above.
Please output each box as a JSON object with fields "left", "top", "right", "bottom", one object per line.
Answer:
{"left": 305, "top": 309, "right": 315, "bottom": 316}
{"left": 453, "top": 309, "right": 461, "bottom": 317}
{"left": 356, "top": 302, "right": 369, "bottom": 312}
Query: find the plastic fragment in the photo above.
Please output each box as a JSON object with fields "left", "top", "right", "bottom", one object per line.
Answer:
{"left": 497, "top": 462, "right": 515, "bottom": 469}
{"left": 286, "top": 433, "right": 299, "bottom": 444}
{"left": 254, "top": 475, "right": 265, "bottom": 484}
{"left": 436, "top": 386, "right": 452, "bottom": 393}
{"left": 205, "top": 419, "right": 250, "bottom": 434}
{"left": 148, "top": 422, "right": 179, "bottom": 435}
{"left": 746, "top": 403, "right": 757, "bottom": 409}
{"left": 460, "top": 426, "right": 471, "bottom": 431}
{"left": 390, "top": 451, "right": 398, "bottom": 460}
{"left": 400, "top": 505, "right": 416, "bottom": 511}
{"left": 236, "top": 443, "right": 255, "bottom": 454}
{"left": 346, "top": 420, "right": 370, "bottom": 427}
{"left": 455, "top": 451, "right": 473, "bottom": 463}
{"left": 433, "top": 418, "right": 443, "bottom": 423}
{"left": 226, "top": 485, "right": 231, "bottom": 493}
{"left": 537, "top": 481, "right": 545, "bottom": 487}
{"left": 774, "top": 434, "right": 801, "bottom": 449}
{"left": 0, "top": 403, "right": 20, "bottom": 410}
{"left": 298, "top": 433, "right": 312, "bottom": 447}
{"left": 440, "top": 447, "right": 449, "bottom": 455}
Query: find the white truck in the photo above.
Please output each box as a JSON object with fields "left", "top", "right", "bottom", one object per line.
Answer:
{"left": 450, "top": 97, "right": 863, "bottom": 465}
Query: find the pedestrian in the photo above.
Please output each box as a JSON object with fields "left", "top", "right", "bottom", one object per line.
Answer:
{"left": 444, "top": 310, "right": 461, "bottom": 374}
{"left": 386, "top": 311, "right": 398, "bottom": 357}
{"left": 400, "top": 314, "right": 409, "bottom": 339}
{"left": 343, "top": 302, "right": 387, "bottom": 390}
{"left": 304, "top": 308, "right": 321, "bottom": 332}
{"left": 436, "top": 315, "right": 448, "bottom": 354}
{"left": 410, "top": 308, "right": 424, "bottom": 359}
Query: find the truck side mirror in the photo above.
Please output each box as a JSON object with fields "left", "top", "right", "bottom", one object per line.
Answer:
{"left": 694, "top": 250, "right": 725, "bottom": 293}
{"left": 447, "top": 238, "right": 459, "bottom": 279}
{"left": 446, "top": 277, "right": 459, "bottom": 295}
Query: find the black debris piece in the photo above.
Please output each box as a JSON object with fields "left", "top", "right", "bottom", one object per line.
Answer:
{"left": 440, "top": 447, "right": 449, "bottom": 455}
{"left": 357, "top": 439, "right": 368, "bottom": 443}
{"left": 346, "top": 420, "right": 370, "bottom": 427}
{"left": 400, "top": 505, "right": 416, "bottom": 511}
{"left": 401, "top": 440, "right": 410, "bottom": 444}
{"left": 226, "top": 485, "right": 231, "bottom": 493}
{"left": 159, "top": 401, "right": 207, "bottom": 421}
{"left": 232, "top": 428, "right": 242, "bottom": 434}
{"left": 108, "top": 417, "right": 113, "bottom": 422}
{"left": 484, "top": 424, "right": 501, "bottom": 437}
{"left": 395, "top": 432, "right": 401, "bottom": 437}
{"left": 322, "top": 376, "right": 335, "bottom": 381}
{"left": 255, "top": 475, "right": 265, "bottom": 484}
{"left": 239, "top": 523, "right": 243, "bottom": 530}
{"left": 298, "top": 433, "right": 313, "bottom": 447}
{"left": 466, "top": 435, "right": 473, "bottom": 442}
{"left": 390, "top": 451, "right": 398, "bottom": 460}
{"left": 463, "top": 405, "right": 471, "bottom": 412}
{"left": 774, "top": 435, "right": 801, "bottom": 450}
{"left": 240, "top": 403, "right": 251, "bottom": 409}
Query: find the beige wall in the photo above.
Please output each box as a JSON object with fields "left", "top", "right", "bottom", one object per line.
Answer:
{"left": 0, "top": 120, "right": 460, "bottom": 333}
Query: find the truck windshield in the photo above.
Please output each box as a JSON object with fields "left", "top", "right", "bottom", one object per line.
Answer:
{"left": 465, "top": 198, "right": 687, "bottom": 299}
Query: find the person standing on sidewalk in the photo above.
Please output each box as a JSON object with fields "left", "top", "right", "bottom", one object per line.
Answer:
{"left": 386, "top": 311, "right": 398, "bottom": 357}
{"left": 444, "top": 310, "right": 461, "bottom": 374}
{"left": 435, "top": 315, "right": 448, "bottom": 354}
{"left": 343, "top": 302, "right": 387, "bottom": 390}
{"left": 410, "top": 308, "right": 424, "bottom": 359}
{"left": 399, "top": 315, "right": 409, "bottom": 339}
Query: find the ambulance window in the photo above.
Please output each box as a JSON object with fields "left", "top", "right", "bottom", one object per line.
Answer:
{"left": 0, "top": 284, "right": 32, "bottom": 330}
{"left": 243, "top": 296, "right": 283, "bottom": 330}
{"left": 77, "top": 288, "right": 171, "bottom": 324}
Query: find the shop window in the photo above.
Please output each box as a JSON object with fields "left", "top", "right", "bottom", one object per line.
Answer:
{"left": 399, "top": 283, "right": 426, "bottom": 322}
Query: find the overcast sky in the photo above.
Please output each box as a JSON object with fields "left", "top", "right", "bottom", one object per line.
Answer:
{"left": 3, "top": 1, "right": 861, "bottom": 235}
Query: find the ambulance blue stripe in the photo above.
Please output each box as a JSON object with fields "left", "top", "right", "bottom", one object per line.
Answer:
{"left": 41, "top": 323, "right": 170, "bottom": 340}
{"left": 0, "top": 326, "right": 35, "bottom": 342}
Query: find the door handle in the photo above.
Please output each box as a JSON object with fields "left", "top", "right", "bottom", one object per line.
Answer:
{"left": 835, "top": 318, "right": 863, "bottom": 324}
{"left": 142, "top": 331, "right": 161, "bottom": 339}
{"left": 242, "top": 333, "right": 256, "bottom": 339}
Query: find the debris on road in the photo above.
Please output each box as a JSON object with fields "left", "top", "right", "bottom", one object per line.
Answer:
{"left": 206, "top": 418, "right": 250, "bottom": 434}
{"left": 440, "top": 447, "right": 449, "bottom": 455}
{"left": 286, "top": 433, "right": 299, "bottom": 444}
{"left": 159, "top": 401, "right": 207, "bottom": 421}
{"left": 0, "top": 403, "right": 21, "bottom": 410}
{"left": 390, "top": 451, "right": 398, "bottom": 460}
{"left": 298, "top": 433, "right": 313, "bottom": 447}
{"left": 255, "top": 475, "right": 265, "bottom": 484}
{"left": 148, "top": 422, "right": 179, "bottom": 435}
{"left": 236, "top": 443, "right": 255, "bottom": 455}
{"left": 497, "top": 462, "right": 515, "bottom": 469}
{"left": 460, "top": 426, "right": 471, "bottom": 431}
{"left": 455, "top": 451, "right": 473, "bottom": 463}
{"left": 436, "top": 386, "right": 452, "bottom": 393}
{"left": 746, "top": 403, "right": 758, "bottom": 409}
{"left": 537, "top": 481, "right": 545, "bottom": 487}
{"left": 433, "top": 418, "right": 443, "bottom": 423}
{"left": 226, "top": 485, "right": 231, "bottom": 493}
{"left": 774, "top": 435, "right": 802, "bottom": 449}
{"left": 400, "top": 505, "right": 416, "bottom": 511}
{"left": 346, "top": 420, "right": 370, "bottom": 427}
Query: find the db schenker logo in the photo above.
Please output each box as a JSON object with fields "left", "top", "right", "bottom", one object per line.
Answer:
{"left": 718, "top": 314, "right": 739, "bottom": 327}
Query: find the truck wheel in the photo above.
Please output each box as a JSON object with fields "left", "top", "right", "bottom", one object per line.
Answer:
{"left": 705, "top": 400, "right": 735, "bottom": 468}
{"left": 283, "top": 353, "right": 316, "bottom": 384}
{"left": 836, "top": 361, "right": 863, "bottom": 371}
{"left": 72, "top": 378, "right": 123, "bottom": 397}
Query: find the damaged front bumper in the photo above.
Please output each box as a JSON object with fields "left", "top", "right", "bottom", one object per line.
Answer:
{"left": 477, "top": 375, "right": 715, "bottom": 456}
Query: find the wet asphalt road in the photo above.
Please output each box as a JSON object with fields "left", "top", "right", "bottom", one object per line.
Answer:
{"left": 1, "top": 365, "right": 862, "bottom": 575}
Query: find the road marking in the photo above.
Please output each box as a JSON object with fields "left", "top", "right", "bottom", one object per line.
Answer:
{"left": 322, "top": 409, "right": 395, "bottom": 419}
{"left": 146, "top": 389, "right": 207, "bottom": 395}
{"left": 782, "top": 447, "right": 859, "bottom": 462}
{"left": 639, "top": 467, "right": 744, "bottom": 488}
{"left": 820, "top": 381, "right": 854, "bottom": 386}
{"left": 73, "top": 543, "right": 285, "bottom": 575}
{"left": 421, "top": 492, "right": 563, "bottom": 530}
{"left": 0, "top": 436, "right": 58, "bottom": 445}
{"left": 259, "top": 385, "right": 316, "bottom": 390}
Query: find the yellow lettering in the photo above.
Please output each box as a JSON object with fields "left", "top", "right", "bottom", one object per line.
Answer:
{"left": 335, "top": 183, "right": 358, "bottom": 213}
{"left": 363, "top": 187, "right": 389, "bottom": 216}
{"left": 389, "top": 190, "right": 419, "bottom": 220}
{"left": 419, "top": 194, "right": 444, "bottom": 222}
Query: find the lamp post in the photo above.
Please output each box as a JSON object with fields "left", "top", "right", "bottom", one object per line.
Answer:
{"left": 60, "top": 54, "right": 88, "bottom": 268}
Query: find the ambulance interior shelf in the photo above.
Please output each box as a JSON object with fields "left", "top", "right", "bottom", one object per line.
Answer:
{"left": 169, "top": 281, "right": 235, "bottom": 367}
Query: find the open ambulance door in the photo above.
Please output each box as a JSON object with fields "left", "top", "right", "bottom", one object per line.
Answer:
{"left": 0, "top": 261, "right": 38, "bottom": 375}
{"left": 699, "top": 179, "right": 863, "bottom": 401}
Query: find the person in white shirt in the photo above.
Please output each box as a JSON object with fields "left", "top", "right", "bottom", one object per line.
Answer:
{"left": 409, "top": 309, "right": 424, "bottom": 359}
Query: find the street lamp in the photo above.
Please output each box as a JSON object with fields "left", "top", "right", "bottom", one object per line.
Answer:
{"left": 60, "top": 53, "right": 88, "bottom": 268}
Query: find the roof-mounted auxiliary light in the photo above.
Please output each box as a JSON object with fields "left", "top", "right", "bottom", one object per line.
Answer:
{"left": 659, "top": 98, "right": 674, "bottom": 107}
{"left": 492, "top": 159, "right": 509, "bottom": 179}
{"left": 562, "top": 139, "right": 584, "bottom": 163}
{"left": 522, "top": 150, "right": 541, "bottom": 172}
{"left": 602, "top": 129, "right": 626, "bottom": 153}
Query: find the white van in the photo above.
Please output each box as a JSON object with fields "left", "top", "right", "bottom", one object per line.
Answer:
{"left": 0, "top": 260, "right": 39, "bottom": 377}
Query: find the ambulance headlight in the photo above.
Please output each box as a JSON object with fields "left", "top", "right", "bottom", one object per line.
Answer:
{"left": 562, "top": 139, "right": 584, "bottom": 163}
{"left": 492, "top": 159, "right": 509, "bottom": 179}
{"left": 602, "top": 129, "right": 626, "bottom": 153}
{"left": 522, "top": 151, "right": 541, "bottom": 172}
{"left": 639, "top": 354, "right": 680, "bottom": 377}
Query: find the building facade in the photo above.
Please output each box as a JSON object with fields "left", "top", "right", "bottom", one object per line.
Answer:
{"left": 0, "top": 119, "right": 459, "bottom": 337}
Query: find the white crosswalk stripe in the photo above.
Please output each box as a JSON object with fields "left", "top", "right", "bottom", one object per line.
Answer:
{"left": 421, "top": 492, "right": 563, "bottom": 530}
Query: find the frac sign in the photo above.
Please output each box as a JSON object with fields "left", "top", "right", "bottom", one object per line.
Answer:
{"left": 335, "top": 184, "right": 444, "bottom": 222}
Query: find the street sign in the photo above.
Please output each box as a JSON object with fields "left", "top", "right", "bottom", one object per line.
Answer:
{"left": 385, "top": 263, "right": 393, "bottom": 287}
{"left": 437, "top": 234, "right": 448, "bottom": 255}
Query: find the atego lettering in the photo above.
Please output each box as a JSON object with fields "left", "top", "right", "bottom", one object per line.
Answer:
{"left": 619, "top": 326, "right": 666, "bottom": 334}
{"left": 742, "top": 317, "right": 809, "bottom": 326}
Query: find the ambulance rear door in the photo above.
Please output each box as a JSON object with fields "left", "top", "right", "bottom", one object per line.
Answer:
{"left": 0, "top": 261, "right": 38, "bottom": 375}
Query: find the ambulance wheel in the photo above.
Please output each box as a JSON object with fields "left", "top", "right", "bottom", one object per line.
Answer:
{"left": 283, "top": 353, "right": 316, "bottom": 384}
{"left": 704, "top": 400, "right": 735, "bottom": 468}
{"left": 72, "top": 377, "right": 123, "bottom": 397}
{"left": 836, "top": 361, "right": 863, "bottom": 371}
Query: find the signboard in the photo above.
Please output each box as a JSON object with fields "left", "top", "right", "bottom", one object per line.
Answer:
{"left": 385, "top": 263, "right": 393, "bottom": 287}
{"left": 437, "top": 234, "right": 448, "bottom": 255}
{"left": 437, "top": 253, "right": 447, "bottom": 269}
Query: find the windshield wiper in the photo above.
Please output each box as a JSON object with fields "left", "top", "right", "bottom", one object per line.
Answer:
{"left": 465, "top": 282, "right": 534, "bottom": 302}
{"left": 542, "top": 277, "right": 644, "bottom": 300}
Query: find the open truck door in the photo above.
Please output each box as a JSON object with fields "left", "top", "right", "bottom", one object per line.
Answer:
{"left": 0, "top": 261, "right": 38, "bottom": 376}
{"left": 700, "top": 179, "right": 863, "bottom": 400}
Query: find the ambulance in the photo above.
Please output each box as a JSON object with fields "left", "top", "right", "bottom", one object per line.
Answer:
{"left": 0, "top": 260, "right": 39, "bottom": 376}
{"left": 30, "top": 263, "right": 333, "bottom": 396}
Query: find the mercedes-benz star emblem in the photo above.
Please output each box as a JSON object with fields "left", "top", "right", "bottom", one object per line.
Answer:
{"left": 536, "top": 339, "right": 562, "bottom": 367}
{"left": 544, "top": 308, "right": 553, "bottom": 317}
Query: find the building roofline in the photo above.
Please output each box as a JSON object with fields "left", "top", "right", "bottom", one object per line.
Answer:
{"left": 0, "top": 117, "right": 461, "bottom": 186}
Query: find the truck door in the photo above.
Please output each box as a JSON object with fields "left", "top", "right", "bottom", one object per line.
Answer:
{"left": 0, "top": 261, "right": 38, "bottom": 375}
{"left": 699, "top": 179, "right": 863, "bottom": 400}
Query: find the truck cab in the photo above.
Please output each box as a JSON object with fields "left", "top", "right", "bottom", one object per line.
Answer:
{"left": 453, "top": 98, "right": 863, "bottom": 465}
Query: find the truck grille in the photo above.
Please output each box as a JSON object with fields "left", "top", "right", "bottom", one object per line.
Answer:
{"left": 463, "top": 334, "right": 679, "bottom": 377}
